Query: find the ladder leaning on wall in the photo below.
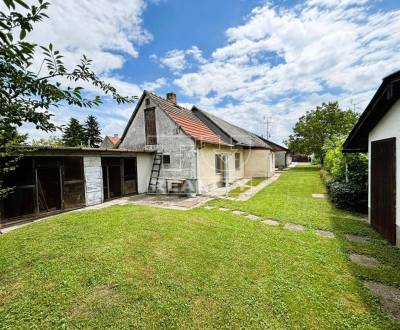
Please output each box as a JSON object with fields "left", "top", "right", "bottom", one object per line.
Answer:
{"left": 148, "top": 152, "right": 163, "bottom": 193}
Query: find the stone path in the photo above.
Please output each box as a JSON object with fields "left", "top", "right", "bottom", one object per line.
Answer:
{"left": 315, "top": 230, "right": 335, "bottom": 238}
{"left": 312, "top": 193, "right": 329, "bottom": 199}
{"left": 364, "top": 281, "right": 400, "bottom": 319}
{"left": 349, "top": 254, "right": 380, "bottom": 268}
{"left": 284, "top": 223, "right": 305, "bottom": 231}
{"left": 202, "top": 204, "right": 398, "bottom": 320}
{"left": 202, "top": 206, "right": 335, "bottom": 239}
{"left": 345, "top": 234, "right": 369, "bottom": 243}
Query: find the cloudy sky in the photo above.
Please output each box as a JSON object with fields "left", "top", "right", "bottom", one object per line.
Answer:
{"left": 17, "top": 0, "right": 400, "bottom": 145}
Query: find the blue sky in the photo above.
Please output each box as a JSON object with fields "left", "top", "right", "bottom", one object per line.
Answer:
{"left": 19, "top": 0, "right": 400, "bottom": 145}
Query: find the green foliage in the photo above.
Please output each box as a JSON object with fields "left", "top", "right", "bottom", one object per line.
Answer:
{"left": 84, "top": 115, "right": 102, "bottom": 148}
{"left": 31, "top": 136, "right": 64, "bottom": 147}
{"left": 0, "top": 0, "right": 136, "bottom": 196}
{"left": 323, "top": 136, "right": 368, "bottom": 213}
{"left": 285, "top": 102, "right": 359, "bottom": 161}
{"left": 62, "top": 118, "right": 85, "bottom": 147}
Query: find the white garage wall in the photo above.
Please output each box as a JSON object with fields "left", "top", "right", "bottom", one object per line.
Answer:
{"left": 137, "top": 153, "right": 154, "bottom": 193}
{"left": 368, "top": 99, "right": 400, "bottom": 247}
{"left": 84, "top": 156, "right": 103, "bottom": 206}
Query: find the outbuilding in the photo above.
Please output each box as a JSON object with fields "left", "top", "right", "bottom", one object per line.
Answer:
{"left": 343, "top": 70, "right": 400, "bottom": 247}
{"left": 0, "top": 146, "right": 154, "bottom": 228}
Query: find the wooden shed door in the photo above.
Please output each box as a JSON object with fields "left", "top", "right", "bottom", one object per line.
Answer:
{"left": 371, "top": 138, "right": 396, "bottom": 244}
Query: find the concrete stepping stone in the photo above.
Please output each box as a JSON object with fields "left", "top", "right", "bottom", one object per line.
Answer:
{"left": 315, "top": 230, "right": 335, "bottom": 238}
{"left": 345, "top": 234, "right": 368, "bottom": 243}
{"left": 284, "top": 223, "right": 305, "bottom": 231}
{"left": 262, "top": 219, "right": 280, "bottom": 226}
{"left": 246, "top": 214, "right": 260, "bottom": 221}
{"left": 312, "top": 193, "right": 329, "bottom": 199}
{"left": 364, "top": 281, "right": 400, "bottom": 319}
{"left": 232, "top": 210, "right": 246, "bottom": 215}
{"left": 218, "top": 207, "right": 229, "bottom": 212}
{"left": 349, "top": 254, "right": 380, "bottom": 268}
{"left": 204, "top": 206, "right": 215, "bottom": 209}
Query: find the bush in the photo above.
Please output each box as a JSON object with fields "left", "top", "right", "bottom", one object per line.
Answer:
{"left": 323, "top": 136, "right": 368, "bottom": 213}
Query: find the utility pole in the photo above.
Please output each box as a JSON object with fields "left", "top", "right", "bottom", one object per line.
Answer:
{"left": 264, "top": 116, "right": 272, "bottom": 139}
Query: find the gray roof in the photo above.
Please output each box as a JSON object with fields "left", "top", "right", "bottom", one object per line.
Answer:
{"left": 192, "top": 107, "right": 273, "bottom": 149}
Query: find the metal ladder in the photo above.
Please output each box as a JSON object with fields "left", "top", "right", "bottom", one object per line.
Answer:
{"left": 148, "top": 152, "right": 162, "bottom": 193}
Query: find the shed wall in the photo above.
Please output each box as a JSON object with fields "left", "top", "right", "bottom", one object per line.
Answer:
{"left": 83, "top": 156, "right": 103, "bottom": 206}
{"left": 368, "top": 99, "right": 400, "bottom": 247}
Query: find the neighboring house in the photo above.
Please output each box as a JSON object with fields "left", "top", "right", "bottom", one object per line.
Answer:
{"left": 101, "top": 134, "right": 120, "bottom": 148}
{"left": 258, "top": 137, "right": 291, "bottom": 168}
{"left": 343, "top": 70, "right": 400, "bottom": 247}
{"left": 117, "top": 91, "right": 277, "bottom": 194}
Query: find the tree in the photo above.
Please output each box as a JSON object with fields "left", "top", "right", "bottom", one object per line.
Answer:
{"left": 285, "top": 102, "right": 358, "bottom": 162}
{"left": 31, "top": 136, "right": 64, "bottom": 147}
{"left": 323, "top": 136, "right": 368, "bottom": 213}
{"left": 0, "top": 0, "right": 136, "bottom": 197}
{"left": 84, "top": 115, "right": 102, "bottom": 147}
{"left": 62, "top": 118, "right": 85, "bottom": 147}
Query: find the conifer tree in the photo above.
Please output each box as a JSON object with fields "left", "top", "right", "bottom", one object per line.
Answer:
{"left": 84, "top": 115, "right": 102, "bottom": 147}
{"left": 62, "top": 118, "right": 85, "bottom": 146}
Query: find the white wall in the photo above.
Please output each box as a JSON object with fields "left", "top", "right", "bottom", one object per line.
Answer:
{"left": 368, "top": 99, "right": 400, "bottom": 247}
{"left": 119, "top": 96, "right": 197, "bottom": 181}
{"left": 136, "top": 153, "right": 154, "bottom": 194}
{"left": 83, "top": 156, "right": 103, "bottom": 206}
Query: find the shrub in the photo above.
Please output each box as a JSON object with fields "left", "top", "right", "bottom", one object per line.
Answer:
{"left": 323, "top": 136, "right": 368, "bottom": 213}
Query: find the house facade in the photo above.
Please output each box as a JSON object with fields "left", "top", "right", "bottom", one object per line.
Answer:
{"left": 117, "top": 91, "right": 277, "bottom": 194}
{"left": 101, "top": 135, "right": 120, "bottom": 148}
{"left": 343, "top": 70, "right": 400, "bottom": 247}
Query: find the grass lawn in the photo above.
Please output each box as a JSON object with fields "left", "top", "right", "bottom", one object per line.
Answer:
{"left": 227, "top": 185, "right": 250, "bottom": 197}
{"left": 246, "top": 177, "right": 265, "bottom": 186}
{"left": 0, "top": 166, "right": 399, "bottom": 328}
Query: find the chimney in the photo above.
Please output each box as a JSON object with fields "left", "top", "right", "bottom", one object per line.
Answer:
{"left": 114, "top": 134, "right": 118, "bottom": 137}
{"left": 166, "top": 92, "right": 177, "bottom": 104}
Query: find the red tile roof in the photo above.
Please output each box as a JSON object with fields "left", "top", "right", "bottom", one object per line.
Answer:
{"left": 147, "top": 93, "right": 229, "bottom": 146}
{"left": 106, "top": 136, "right": 120, "bottom": 145}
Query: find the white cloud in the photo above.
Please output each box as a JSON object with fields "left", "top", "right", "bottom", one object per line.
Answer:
{"left": 174, "top": 1, "right": 400, "bottom": 144}
{"left": 141, "top": 78, "right": 167, "bottom": 91}
{"left": 28, "top": 0, "right": 151, "bottom": 71}
{"left": 154, "top": 46, "right": 206, "bottom": 74}
{"left": 4, "top": 0, "right": 151, "bottom": 140}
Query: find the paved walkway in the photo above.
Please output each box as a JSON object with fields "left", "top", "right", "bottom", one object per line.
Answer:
{"left": 81, "top": 194, "right": 211, "bottom": 212}
{"left": 205, "top": 173, "right": 282, "bottom": 201}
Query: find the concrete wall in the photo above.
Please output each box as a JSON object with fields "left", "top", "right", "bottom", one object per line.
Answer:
{"left": 83, "top": 156, "right": 103, "bottom": 206}
{"left": 243, "top": 149, "right": 274, "bottom": 178}
{"left": 136, "top": 153, "right": 154, "bottom": 193}
{"left": 275, "top": 151, "right": 287, "bottom": 168}
{"left": 197, "top": 145, "right": 245, "bottom": 193}
{"left": 119, "top": 97, "right": 197, "bottom": 182}
{"left": 368, "top": 99, "right": 400, "bottom": 247}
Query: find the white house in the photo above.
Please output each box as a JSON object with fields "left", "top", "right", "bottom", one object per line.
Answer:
{"left": 117, "top": 91, "right": 277, "bottom": 194}
{"left": 343, "top": 70, "right": 400, "bottom": 247}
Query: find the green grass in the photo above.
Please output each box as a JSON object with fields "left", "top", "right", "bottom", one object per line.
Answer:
{"left": 227, "top": 186, "right": 250, "bottom": 197}
{"left": 0, "top": 165, "right": 399, "bottom": 328}
{"left": 246, "top": 177, "right": 266, "bottom": 186}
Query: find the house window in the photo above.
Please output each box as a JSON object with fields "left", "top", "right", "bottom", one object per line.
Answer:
{"left": 162, "top": 155, "right": 171, "bottom": 168}
{"left": 144, "top": 108, "right": 157, "bottom": 145}
{"left": 235, "top": 153, "right": 240, "bottom": 170}
{"left": 215, "top": 154, "right": 223, "bottom": 174}
{"left": 145, "top": 98, "right": 150, "bottom": 106}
